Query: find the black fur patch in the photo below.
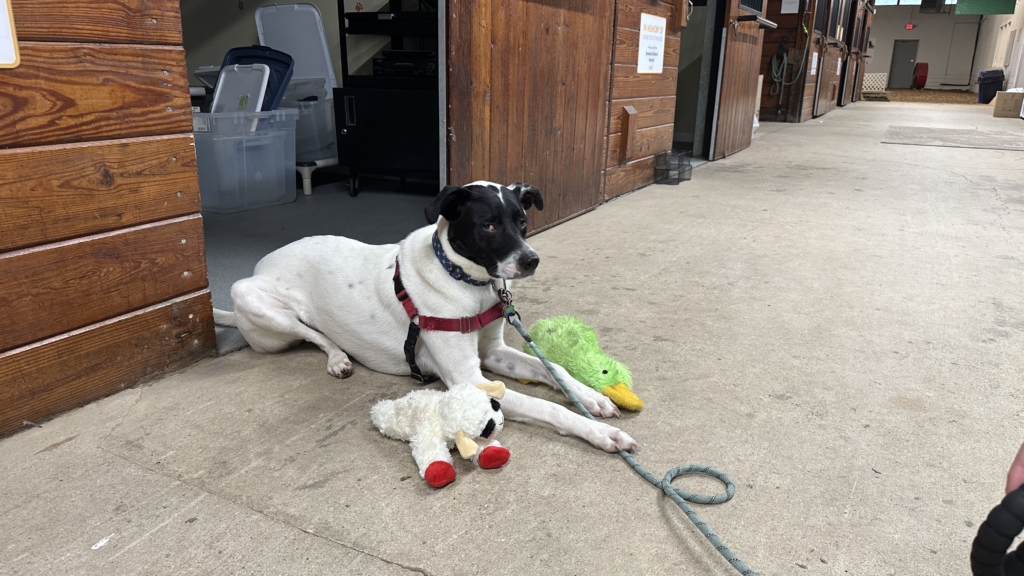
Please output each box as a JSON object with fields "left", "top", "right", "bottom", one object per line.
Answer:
{"left": 424, "top": 182, "right": 544, "bottom": 279}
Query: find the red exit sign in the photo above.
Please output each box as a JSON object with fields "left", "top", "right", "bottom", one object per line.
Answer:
{"left": 906, "top": 23, "right": 915, "bottom": 29}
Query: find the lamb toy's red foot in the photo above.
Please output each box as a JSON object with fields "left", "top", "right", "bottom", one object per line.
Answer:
{"left": 424, "top": 461, "right": 457, "bottom": 488}
{"left": 478, "top": 446, "right": 510, "bottom": 469}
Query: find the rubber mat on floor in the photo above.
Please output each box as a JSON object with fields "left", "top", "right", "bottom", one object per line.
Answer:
{"left": 882, "top": 125, "right": 1024, "bottom": 151}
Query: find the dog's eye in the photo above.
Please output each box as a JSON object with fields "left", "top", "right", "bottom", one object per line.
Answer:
{"left": 490, "top": 398, "right": 501, "bottom": 411}
{"left": 483, "top": 223, "right": 496, "bottom": 232}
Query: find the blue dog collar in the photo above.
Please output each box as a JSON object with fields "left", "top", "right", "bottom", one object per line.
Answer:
{"left": 432, "top": 231, "right": 491, "bottom": 287}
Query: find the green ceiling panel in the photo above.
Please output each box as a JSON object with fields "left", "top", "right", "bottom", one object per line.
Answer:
{"left": 955, "top": 0, "right": 1015, "bottom": 14}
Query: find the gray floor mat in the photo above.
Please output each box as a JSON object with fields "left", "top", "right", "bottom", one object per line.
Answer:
{"left": 882, "top": 125, "right": 1024, "bottom": 151}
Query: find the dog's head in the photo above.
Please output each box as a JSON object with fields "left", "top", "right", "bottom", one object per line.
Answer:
{"left": 424, "top": 181, "right": 544, "bottom": 279}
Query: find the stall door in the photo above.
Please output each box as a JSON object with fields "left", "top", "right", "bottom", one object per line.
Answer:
{"left": 447, "top": 0, "right": 614, "bottom": 231}
{"left": 814, "top": 43, "right": 843, "bottom": 115}
{"left": 711, "top": 0, "right": 765, "bottom": 160}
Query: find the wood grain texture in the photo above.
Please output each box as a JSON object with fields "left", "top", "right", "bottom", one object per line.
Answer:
{"left": 0, "top": 215, "right": 208, "bottom": 352}
{"left": 11, "top": 0, "right": 182, "bottom": 44}
{"left": 0, "top": 42, "right": 192, "bottom": 149}
{"left": 448, "top": 0, "right": 614, "bottom": 230}
{"left": 0, "top": 291, "right": 215, "bottom": 437}
{"left": 712, "top": 20, "right": 764, "bottom": 160}
{"left": 614, "top": 28, "right": 681, "bottom": 67}
{"left": 758, "top": 7, "right": 812, "bottom": 121}
{"left": 616, "top": 0, "right": 677, "bottom": 29}
{"left": 619, "top": 106, "right": 639, "bottom": 163}
{"left": 814, "top": 45, "right": 840, "bottom": 115}
{"left": 612, "top": 64, "right": 679, "bottom": 100}
{"left": 674, "top": 0, "right": 689, "bottom": 29}
{"left": 603, "top": 0, "right": 680, "bottom": 198}
{"left": 0, "top": 135, "right": 200, "bottom": 252}
{"left": 608, "top": 96, "right": 677, "bottom": 133}
{"left": 605, "top": 156, "right": 656, "bottom": 199}
{"left": 608, "top": 124, "right": 673, "bottom": 168}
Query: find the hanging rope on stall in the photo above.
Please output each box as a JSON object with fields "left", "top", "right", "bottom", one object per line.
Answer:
{"left": 770, "top": 26, "right": 810, "bottom": 97}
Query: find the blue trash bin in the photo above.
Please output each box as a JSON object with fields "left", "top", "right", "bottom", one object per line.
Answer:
{"left": 978, "top": 69, "right": 1005, "bottom": 104}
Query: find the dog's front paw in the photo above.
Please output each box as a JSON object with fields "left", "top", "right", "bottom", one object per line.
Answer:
{"left": 583, "top": 422, "right": 638, "bottom": 453}
{"left": 327, "top": 353, "right": 353, "bottom": 378}
{"left": 576, "top": 387, "right": 620, "bottom": 418}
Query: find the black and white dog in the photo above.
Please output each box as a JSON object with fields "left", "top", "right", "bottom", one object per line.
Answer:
{"left": 214, "top": 181, "right": 637, "bottom": 452}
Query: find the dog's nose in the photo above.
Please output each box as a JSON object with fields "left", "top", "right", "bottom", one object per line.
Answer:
{"left": 520, "top": 252, "right": 540, "bottom": 274}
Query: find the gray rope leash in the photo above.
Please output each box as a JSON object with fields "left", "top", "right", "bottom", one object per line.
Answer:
{"left": 504, "top": 300, "right": 757, "bottom": 576}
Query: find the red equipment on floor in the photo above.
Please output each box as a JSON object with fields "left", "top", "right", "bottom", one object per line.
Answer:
{"left": 913, "top": 63, "right": 928, "bottom": 89}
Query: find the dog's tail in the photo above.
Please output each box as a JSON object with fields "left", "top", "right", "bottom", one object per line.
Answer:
{"left": 213, "top": 308, "right": 238, "bottom": 327}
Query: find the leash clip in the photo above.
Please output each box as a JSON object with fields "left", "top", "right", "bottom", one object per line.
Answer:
{"left": 498, "top": 280, "right": 521, "bottom": 325}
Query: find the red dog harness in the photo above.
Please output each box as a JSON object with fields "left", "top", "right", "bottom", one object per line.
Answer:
{"left": 393, "top": 258, "right": 504, "bottom": 382}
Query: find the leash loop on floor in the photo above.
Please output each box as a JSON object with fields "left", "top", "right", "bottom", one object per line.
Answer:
{"left": 505, "top": 301, "right": 757, "bottom": 576}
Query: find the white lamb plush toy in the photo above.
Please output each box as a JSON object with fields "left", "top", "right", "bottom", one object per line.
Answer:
{"left": 371, "top": 381, "right": 509, "bottom": 488}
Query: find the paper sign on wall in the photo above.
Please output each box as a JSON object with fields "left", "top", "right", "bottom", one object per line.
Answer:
{"left": 810, "top": 51, "right": 818, "bottom": 75}
{"left": 638, "top": 13, "right": 666, "bottom": 74}
{"left": 0, "top": 0, "right": 19, "bottom": 69}
{"left": 781, "top": 0, "right": 800, "bottom": 14}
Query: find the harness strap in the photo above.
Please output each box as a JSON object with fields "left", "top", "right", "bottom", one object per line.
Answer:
{"left": 393, "top": 258, "right": 503, "bottom": 383}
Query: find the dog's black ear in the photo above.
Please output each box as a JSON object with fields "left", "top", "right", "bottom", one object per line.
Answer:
{"left": 510, "top": 182, "right": 544, "bottom": 211}
{"left": 425, "top": 185, "right": 471, "bottom": 224}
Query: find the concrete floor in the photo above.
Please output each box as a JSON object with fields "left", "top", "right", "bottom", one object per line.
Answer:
{"left": 3, "top": 102, "right": 1024, "bottom": 575}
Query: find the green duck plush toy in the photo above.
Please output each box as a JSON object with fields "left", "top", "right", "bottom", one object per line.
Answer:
{"left": 523, "top": 316, "right": 643, "bottom": 411}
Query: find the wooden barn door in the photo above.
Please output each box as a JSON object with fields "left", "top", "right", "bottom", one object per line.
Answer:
{"left": 815, "top": 43, "right": 843, "bottom": 114}
{"left": 447, "top": 0, "right": 614, "bottom": 231}
{"left": 711, "top": 0, "right": 764, "bottom": 160}
{"left": 0, "top": 0, "right": 216, "bottom": 436}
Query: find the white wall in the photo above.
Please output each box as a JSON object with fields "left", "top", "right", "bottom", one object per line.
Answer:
{"left": 972, "top": 0, "right": 1024, "bottom": 87}
{"left": 865, "top": 5, "right": 982, "bottom": 88}
{"left": 180, "top": 0, "right": 392, "bottom": 86}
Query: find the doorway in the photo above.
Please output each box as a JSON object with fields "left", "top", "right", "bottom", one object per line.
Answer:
{"left": 673, "top": 3, "right": 710, "bottom": 156}
{"left": 178, "top": 0, "right": 445, "bottom": 315}
{"left": 888, "top": 39, "right": 919, "bottom": 89}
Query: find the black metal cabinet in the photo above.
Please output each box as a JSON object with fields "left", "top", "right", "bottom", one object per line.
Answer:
{"left": 333, "top": 87, "right": 438, "bottom": 193}
{"left": 336, "top": 3, "right": 439, "bottom": 195}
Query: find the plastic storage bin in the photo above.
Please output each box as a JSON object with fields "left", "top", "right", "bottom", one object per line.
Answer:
{"left": 280, "top": 78, "right": 329, "bottom": 106}
{"left": 193, "top": 109, "right": 299, "bottom": 213}
{"left": 288, "top": 99, "right": 337, "bottom": 162}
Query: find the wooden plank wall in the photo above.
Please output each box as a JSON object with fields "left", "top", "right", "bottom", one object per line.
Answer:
{"left": 447, "top": 0, "right": 615, "bottom": 231}
{"left": 605, "top": 0, "right": 682, "bottom": 199}
{"left": 0, "top": 1, "right": 216, "bottom": 437}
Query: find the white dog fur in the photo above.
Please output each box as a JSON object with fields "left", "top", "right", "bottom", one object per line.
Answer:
{"left": 215, "top": 182, "right": 637, "bottom": 453}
